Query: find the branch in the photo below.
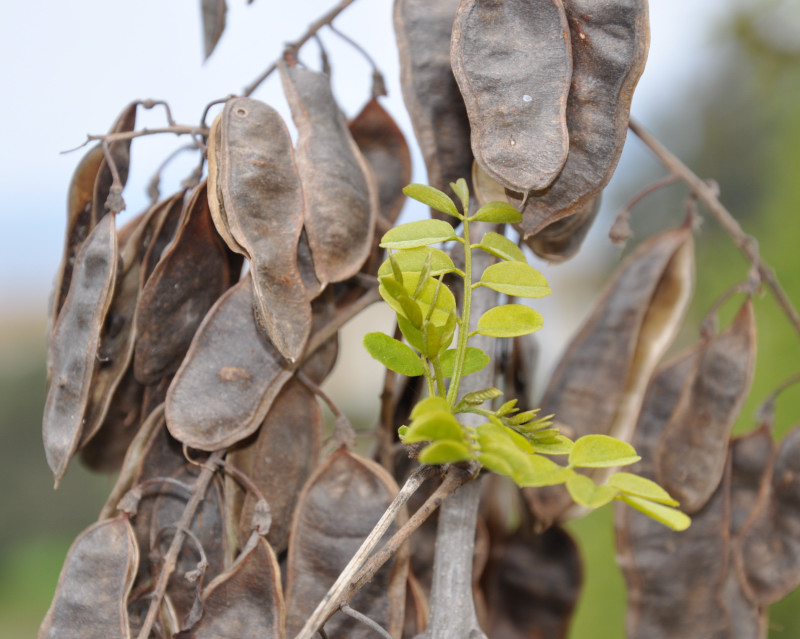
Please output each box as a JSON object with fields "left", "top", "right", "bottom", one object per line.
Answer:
{"left": 62, "top": 126, "right": 208, "bottom": 154}
{"left": 135, "top": 450, "right": 224, "bottom": 639}
{"left": 629, "top": 118, "right": 800, "bottom": 339}
{"left": 243, "top": 0, "right": 360, "bottom": 97}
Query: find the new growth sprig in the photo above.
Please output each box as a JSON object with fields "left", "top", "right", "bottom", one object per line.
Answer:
{"left": 364, "top": 179, "right": 690, "bottom": 531}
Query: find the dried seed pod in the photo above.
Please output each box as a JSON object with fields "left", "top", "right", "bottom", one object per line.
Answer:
{"left": 165, "top": 275, "right": 293, "bottom": 450}
{"left": 140, "top": 190, "right": 187, "bottom": 285}
{"left": 208, "top": 97, "right": 311, "bottom": 362}
{"left": 516, "top": 0, "right": 649, "bottom": 238}
{"left": 394, "top": 0, "right": 472, "bottom": 221}
{"left": 280, "top": 62, "right": 379, "bottom": 288}
{"left": 481, "top": 525, "right": 581, "bottom": 639}
{"left": 201, "top": 0, "right": 227, "bottom": 60}
{"left": 737, "top": 424, "right": 800, "bottom": 605}
{"left": 523, "top": 195, "right": 602, "bottom": 263}
{"left": 43, "top": 214, "right": 118, "bottom": 486}
{"left": 228, "top": 377, "right": 322, "bottom": 554}
{"left": 451, "top": 0, "right": 572, "bottom": 192}
{"left": 298, "top": 287, "right": 339, "bottom": 386}
{"left": 189, "top": 534, "right": 285, "bottom": 638}
{"left": 656, "top": 300, "right": 757, "bottom": 513}
{"left": 39, "top": 517, "right": 138, "bottom": 639}
{"left": 403, "top": 573, "right": 429, "bottom": 638}
{"left": 349, "top": 97, "right": 412, "bottom": 227}
{"left": 135, "top": 181, "right": 236, "bottom": 384}
{"left": 525, "top": 227, "right": 694, "bottom": 526}
{"left": 285, "top": 448, "right": 408, "bottom": 638}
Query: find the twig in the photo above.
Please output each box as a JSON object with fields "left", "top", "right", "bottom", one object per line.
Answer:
{"left": 609, "top": 173, "right": 679, "bottom": 244}
{"left": 61, "top": 126, "right": 208, "bottom": 153}
{"left": 756, "top": 371, "right": 800, "bottom": 426}
{"left": 303, "top": 284, "right": 381, "bottom": 359}
{"left": 135, "top": 450, "right": 224, "bottom": 639}
{"left": 297, "top": 370, "right": 356, "bottom": 447}
{"left": 339, "top": 604, "right": 394, "bottom": 639}
{"left": 326, "top": 24, "right": 386, "bottom": 97}
{"left": 629, "top": 118, "right": 800, "bottom": 339}
{"left": 294, "top": 464, "right": 435, "bottom": 639}
{"left": 243, "top": 0, "right": 359, "bottom": 96}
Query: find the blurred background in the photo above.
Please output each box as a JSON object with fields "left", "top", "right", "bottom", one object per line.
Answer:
{"left": 1, "top": 0, "right": 799, "bottom": 636}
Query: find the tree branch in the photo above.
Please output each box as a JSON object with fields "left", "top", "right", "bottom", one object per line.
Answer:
{"left": 629, "top": 118, "right": 800, "bottom": 339}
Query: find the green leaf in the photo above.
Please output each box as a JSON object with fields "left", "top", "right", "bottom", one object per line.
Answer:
{"left": 530, "top": 435, "right": 574, "bottom": 455}
{"left": 461, "top": 387, "right": 503, "bottom": 406}
{"left": 402, "top": 184, "right": 461, "bottom": 219}
{"left": 438, "top": 312, "right": 458, "bottom": 351}
{"left": 411, "top": 396, "right": 451, "bottom": 419}
{"left": 516, "top": 455, "right": 574, "bottom": 487}
{"left": 479, "top": 452, "right": 514, "bottom": 477}
{"left": 378, "top": 247, "right": 456, "bottom": 278}
{"left": 419, "top": 440, "right": 473, "bottom": 465}
{"left": 619, "top": 495, "right": 691, "bottom": 531}
{"left": 397, "top": 295, "right": 423, "bottom": 329}
{"left": 569, "top": 435, "right": 641, "bottom": 469}
{"left": 469, "top": 201, "right": 522, "bottom": 224}
{"left": 380, "top": 219, "right": 458, "bottom": 249}
{"left": 422, "top": 322, "right": 441, "bottom": 359}
{"left": 450, "top": 178, "right": 470, "bottom": 212}
{"left": 566, "top": 474, "right": 618, "bottom": 508}
{"left": 379, "top": 272, "right": 456, "bottom": 327}
{"left": 388, "top": 252, "right": 404, "bottom": 284}
{"left": 440, "top": 347, "right": 490, "bottom": 378}
{"left": 403, "top": 411, "right": 465, "bottom": 444}
{"left": 363, "top": 332, "right": 425, "bottom": 377}
{"left": 477, "top": 422, "right": 534, "bottom": 455}
{"left": 397, "top": 315, "right": 425, "bottom": 353}
{"left": 474, "top": 232, "right": 526, "bottom": 262}
{"left": 478, "top": 262, "right": 551, "bottom": 298}
{"left": 607, "top": 472, "right": 680, "bottom": 506}
{"left": 476, "top": 304, "right": 543, "bottom": 338}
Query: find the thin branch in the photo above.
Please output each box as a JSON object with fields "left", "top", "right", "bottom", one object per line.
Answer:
{"left": 243, "top": 0, "right": 359, "bottom": 97}
{"left": 629, "top": 118, "right": 800, "bottom": 339}
{"left": 339, "top": 604, "right": 394, "bottom": 639}
{"left": 293, "top": 464, "right": 436, "bottom": 639}
{"left": 61, "top": 126, "right": 208, "bottom": 154}
{"left": 609, "top": 173, "right": 680, "bottom": 244}
{"left": 135, "top": 450, "right": 224, "bottom": 639}
{"left": 297, "top": 370, "right": 356, "bottom": 447}
{"left": 756, "top": 371, "right": 800, "bottom": 426}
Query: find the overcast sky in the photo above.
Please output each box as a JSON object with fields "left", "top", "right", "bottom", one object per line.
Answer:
{"left": 0, "top": 0, "right": 728, "bottom": 316}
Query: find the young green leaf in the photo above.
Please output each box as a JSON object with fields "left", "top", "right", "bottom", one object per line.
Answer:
{"left": 363, "top": 332, "right": 425, "bottom": 376}
{"left": 566, "top": 474, "right": 618, "bottom": 508}
{"left": 474, "top": 231, "right": 526, "bottom": 262}
{"left": 419, "top": 440, "right": 473, "bottom": 465}
{"left": 397, "top": 295, "right": 424, "bottom": 329}
{"left": 477, "top": 262, "right": 551, "bottom": 298}
{"left": 479, "top": 452, "right": 514, "bottom": 478}
{"left": 383, "top": 272, "right": 457, "bottom": 327}
{"left": 461, "top": 387, "right": 503, "bottom": 406}
{"left": 380, "top": 219, "right": 458, "bottom": 249}
{"left": 410, "top": 396, "right": 451, "bottom": 419}
{"left": 378, "top": 247, "right": 457, "bottom": 278}
{"left": 469, "top": 201, "right": 523, "bottom": 224}
{"left": 476, "top": 304, "right": 543, "bottom": 338}
{"left": 618, "top": 494, "right": 691, "bottom": 532}
{"left": 607, "top": 472, "right": 680, "bottom": 507}
{"left": 440, "top": 347, "right": 490, "bottom": 378}
{"left": 402, "top": 184, "right": 461, "bottom": 219}
{"left": 378, "top": 274, "right": 408, "bottom": 303}
{"left": 569, "top": 434, "right": 641, "bottom": 469}
{"left": 398, "top": 315, "right": 425, "bottom": 353}
{"left": 530, "top": 435, "right": 574, "bottom": 456}
{"left": 422, "top": 322, "right": 442, "bottom": 359}
{"left": 517, "top": 454, "right": 574, "bottom": 487}
{"left": 449, "top": 178, "right": 470, "bottom": 213}
{"left": 403, "top": 410, "right": 466, "bottom": 444}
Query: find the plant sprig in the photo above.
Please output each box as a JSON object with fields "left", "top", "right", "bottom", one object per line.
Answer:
{"left": 364, "top": 179, "right": 690, "bottom": 531}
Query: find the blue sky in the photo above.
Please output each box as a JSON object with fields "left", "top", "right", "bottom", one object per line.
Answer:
{"left": 0, "top": 0, "right": 727, "bottom": 317}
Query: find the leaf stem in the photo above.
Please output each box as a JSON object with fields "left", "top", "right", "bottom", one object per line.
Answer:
{"left": 446, "top": 216, "right": 473, "bottom": 406}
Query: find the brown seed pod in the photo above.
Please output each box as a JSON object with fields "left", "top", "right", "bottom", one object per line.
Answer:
{"left": 189, "top": 533, "right": 285, "bottom": 638}
{"left": 134, "top": 181, "right": 236, "bottom": 385}
{"left": 285, "top": 448, "right": 408, "bottom": 638}
{"left": 280, "top": 62, "right": 379, "bottom": 290}
{"left": 523, "top": 194, "right": 602, "bottom": 263}
{"left": 516, "top": 0, "right": 650, "bottom": 238}
{"left": 524, "top": 227, "right": 694, "bottom": 526}
{"left": 228, "top": 377, "right": 323, "bottom": 554}
{"left": 201, "top": 0, "right": 227, "bottom": 60}
{"left": 165, "top": 275, "right": 293, "bottom": 451}
{"left": 655, "top": 300, "right": 757, "bottom": 513}
{"left": 394, "top": 0, "right": 473, "bottom": 222}
{"left": 38, "top": 517, "right": 138, "bottom": 639}
{"left": 451, "top": 0, "right": 572, "bottom": 193}
{"left": 737, "top": 424, "right": 800, "bottom": 605}
{"left": 43, "top": 214, "right": 118, "bottom": 486}
{"left": 207, "top": 97, "right": 311, "bottom": 362}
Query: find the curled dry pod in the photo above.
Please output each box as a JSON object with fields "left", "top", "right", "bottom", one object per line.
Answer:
{"left": 517, "top": 0, "right": 650, "bottom": 238}
{"left": 39, "top": 516, "right": 138, "bottom": 639}
{"left": 451, "top": 0, "right": 571, "bottom": 192}
{"left": 524, "top": 195, "right": 602, "bottom": 263}
{"left": 394, "top": 0, "right": 472, "bottom": 222}
{"left": 349, "top": 97, "right": 412, "bottom": 227}
{"left": 189, "top": 533, "right": 285, "bottom": 638}
{"left": 655, "top": 300, "right": 757, "bottom": 513}
{"left": 50, "top": 102, "right": 136, "bottom": 328}
{"left": 43, "top": 214, "right": 118, "bottom": 486}
{"left": 481, "top": 525, "right": 581, "bottom": 639}
{"left": 285, "top": 448, "right": 408, "bottom": 638}
{"left": 737, "top": 424, "right": 800, "bottom": 605}
{"left": 134, "top": 181, "right": 236, "bottom": 384}
{"left": 165, "top": 275, "right": 293, "bottom": 450}
{"left": 228, "top": 377, "right": 323, "bottom": 554}
{"left": 524, "top": 227, "right": 694, "bottom": 526}
{"left": 280, "top": 62, "right": 379, "bottom": 289}
{"left": 207, "top": 97, "right": 311, "bottom": 363}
